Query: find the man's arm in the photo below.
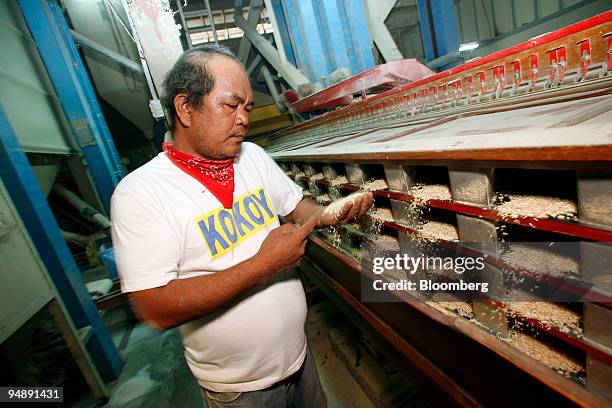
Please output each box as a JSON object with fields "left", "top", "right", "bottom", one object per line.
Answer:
{"left": 285, "top": 193, "right": 374, "bottom": 228}
{"left": 128, "top": 219, "right": 316, "bottom": 330}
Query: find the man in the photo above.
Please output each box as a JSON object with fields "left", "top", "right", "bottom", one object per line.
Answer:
{"left": 111, "top": 44, "right": 373, "bottom": 407}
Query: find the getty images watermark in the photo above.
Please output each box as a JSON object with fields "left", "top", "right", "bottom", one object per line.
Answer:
{"left": 371, "top": 253, "right": 488, "bottom": 293}
{"left": 360, "top": 241, "right": 612, "bottom": 303}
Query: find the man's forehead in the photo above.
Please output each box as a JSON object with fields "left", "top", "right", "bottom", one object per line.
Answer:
{"left": 214, "top": 88, "right": 253, "bottom": 104}
{"left": 207, "top": 55, "right": 247, "bottom": 79}
{"left": 222, "top": 93, "right": 252, "bottom": 105}
{"left": 207, "top": 57, "right": 252, "bottom": 99}
{"left": 224, "top": 93, "right": 244, "bottom": 101}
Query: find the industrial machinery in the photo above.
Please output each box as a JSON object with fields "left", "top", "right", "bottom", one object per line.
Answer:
{"left": 265, "top": 11, "right": 612, "bottom": 407}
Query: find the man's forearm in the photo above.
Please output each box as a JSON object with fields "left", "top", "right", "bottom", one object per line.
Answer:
{"left": 285, "top": 198, "right": 323, "bottom": 226}
{"left": 128, "top": 255, "right": 269, "bottom": 330}
{"left": 127, "top": 219, "right": 314, "bottom": 331}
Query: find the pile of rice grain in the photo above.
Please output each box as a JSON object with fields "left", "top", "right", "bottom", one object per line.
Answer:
{"left": 329, "top": 176, "right": 349, "bottom": 186}
{"left": 426, "top": 300, "right": 474, "bottom": 319}
{"left": 437, "top": 302, "right": 474, "bottom": 319}
{"left": 310, "top": 173, "right": 325, "bottom": 180}
{"left": 371, "top": 207, "right": 394, "bottom": 222}
{"left": 506, "top": 297, "right": 581, "bottom": 334}
{"left": 315, "top": 194, "right": 332, "bottom": 205}
{"left": 506, "top": 331, "right": 583, "bottom": 376}
{"left": 495, "top": 194, "right": 577, "bottom": 219}
{"left": 417, "top": 221, "right": 459, "bottom": 242}
{"left": 410, "top": 184, "right": 452, "bottom": 201}
{"left": 501, "top": 245, "right": 579, "bottom": 277}
{"left": 362, "top": 178, "right": 388, "bottom": 191}
{"left": 322, "top": 192, "right": 370, "bottom": 220}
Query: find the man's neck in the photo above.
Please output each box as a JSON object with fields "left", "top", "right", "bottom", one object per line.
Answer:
{"left": 171, "top": 138, "right": 200, "bottom": 158}
{"left": 171, "top": 130, "right": 214, "bottom": 160}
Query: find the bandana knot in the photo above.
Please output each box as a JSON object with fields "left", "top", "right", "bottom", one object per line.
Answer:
{"left": 163, "top": 142, "right": 235, "bottom": 208}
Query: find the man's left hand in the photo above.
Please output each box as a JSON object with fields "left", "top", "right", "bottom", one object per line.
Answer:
{"left": 317, "top": 192, "right": 374, "bottom": 228}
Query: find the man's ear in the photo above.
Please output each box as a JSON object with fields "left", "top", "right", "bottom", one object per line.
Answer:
{"left": 173, "top": 93, "right": 191, "bottom": 128}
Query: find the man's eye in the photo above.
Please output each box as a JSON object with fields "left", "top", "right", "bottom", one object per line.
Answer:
{"left": 226, "top": 104, "right": 238, "bottom": 109}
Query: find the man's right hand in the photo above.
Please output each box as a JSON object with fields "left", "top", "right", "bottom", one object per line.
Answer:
{"left": 128, "top": 218, "right": 317, "bottom": 330}
{"left": 255, "top": 218, "right": 317, "bottom": 276}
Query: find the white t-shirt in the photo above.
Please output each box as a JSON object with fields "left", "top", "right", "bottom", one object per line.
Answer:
{"left": 110, "top": 142, "right": 306, "bottom": 392}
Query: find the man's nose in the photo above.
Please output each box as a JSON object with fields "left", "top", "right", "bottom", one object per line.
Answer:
{"left": 236, "top": 108, "right": 249, "bottom": 126}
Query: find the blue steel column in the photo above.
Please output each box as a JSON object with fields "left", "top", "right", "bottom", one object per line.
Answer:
{"left": 288, "top": 0, "right": 332, "bottom": 83}
{"left": 417, "top": 0, "right": 437, "bottom": 61}
{"left": 317, "top": 0, "right": 354, "bottom": 75}
{"left": 430, "top": 0, "right": 460, "bottom": 58}
{"left": 417, "top": 0, "right": 460, "bottom": 65}
{"left": 18, "top": 0, "right": 124, "bottom": 214}
{"left": 280, "top": 0, "right": 375, "bottom": 84}
{"left": 339, "top": 0, "right": 375, "bottom": 74}
{"left": 281, "top": 1, "right": 310, "bottom": 80}
{"left": 0, "top": 105, "right": 123, "bottom": 381}
{"left": 270, "top": 0, "right": 297, "bottom": 66}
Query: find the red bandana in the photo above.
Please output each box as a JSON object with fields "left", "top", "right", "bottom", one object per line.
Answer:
{"left": 163, "top": 142, "right": 235, "bottom": 209}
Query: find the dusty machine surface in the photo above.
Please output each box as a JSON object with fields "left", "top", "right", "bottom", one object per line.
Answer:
{"left": 265, "top": 11, "right": 612, "bottom": 408}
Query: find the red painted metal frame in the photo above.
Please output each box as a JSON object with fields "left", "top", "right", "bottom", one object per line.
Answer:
{"left": 301, "top": 252, "right": 482, "bottom": 407}
{"left": 371, "top": 217, "right": 612, "bottom": 306}
{"left": 494, "top": 299, "right": 612, "bottom": 365}
{"left": 360, "top": 226, "right": 612, "bottom": 363}
{"left": 316, "top": 226, "right": 612, "bottom": 368}
{"left": 305, "top": 235, "right": 612, "bottom": 407}
{"left": 301, "top": 177, "right": 612, "bottom": 305}
{"left": 281, "top": 10, "right": 612, "bottom": 135}
{"left": 289, "top": 59, "right": 436, "bottom": 113}
{"left": 338, "top": 182, "right": 612, "bottom": 242}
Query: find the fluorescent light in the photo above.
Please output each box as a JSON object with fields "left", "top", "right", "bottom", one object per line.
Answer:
{"left": 459, "top": 42, "right": 479, "bottom": 52}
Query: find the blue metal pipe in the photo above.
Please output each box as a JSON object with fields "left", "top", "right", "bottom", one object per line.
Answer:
{"left": 417, "top": 0, "right": 461, "bottom": 69}
{"left": 430, "top": 0, "right": 460, "bottom": 57}
{"left": 281, "top": 0, "right": 309, "bottom": 80}
{"left": 289, "top": 0, "right": 332, "bottom": 83}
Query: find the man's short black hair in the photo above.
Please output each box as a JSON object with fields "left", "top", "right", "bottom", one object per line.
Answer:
{"left": 161, "top": 44, "right": 241, "bottom": 129}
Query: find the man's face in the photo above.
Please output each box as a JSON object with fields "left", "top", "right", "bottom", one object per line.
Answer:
{"left": 183, "top": 56, "right": 253, "bottom": 160}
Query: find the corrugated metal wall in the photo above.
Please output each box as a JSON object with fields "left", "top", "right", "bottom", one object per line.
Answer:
{"left": 455, "top": 0, "right": 607, "bottom": 44}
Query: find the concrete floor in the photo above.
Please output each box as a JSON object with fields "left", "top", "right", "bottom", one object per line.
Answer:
{"left": 71, "top": 293, "right": 379, "bottom": 407}
{"left": 305, "top": 300, "right": 375, "bottom": 408}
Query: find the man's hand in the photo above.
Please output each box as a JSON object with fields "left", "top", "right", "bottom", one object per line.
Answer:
{"left": 254, "top": 217, "right": 317, "bottom": 275}
{"left": 285, "top": 192, "right": 374, "bottom": 230}
{"left": 318, "top": 192, "right": 374, "bottom": 228}
{"left": 128, "top": 217, "right": 317, "bottom": 331}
